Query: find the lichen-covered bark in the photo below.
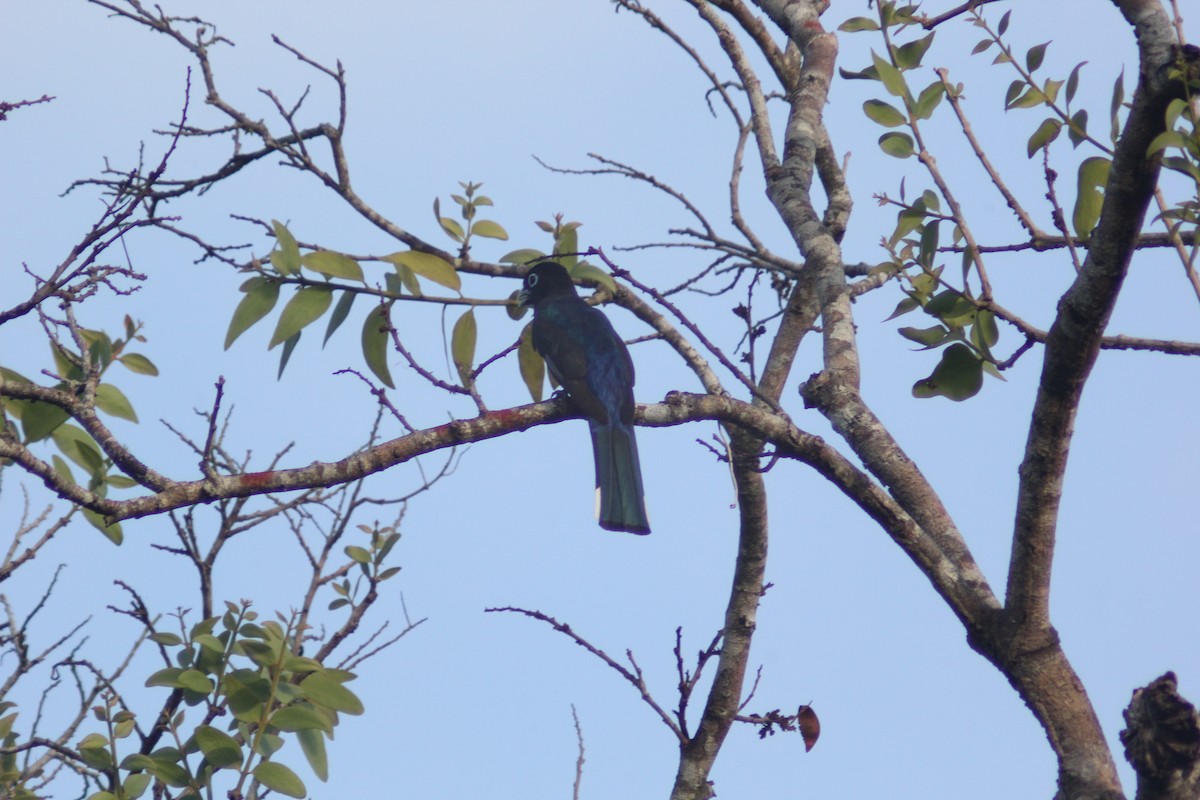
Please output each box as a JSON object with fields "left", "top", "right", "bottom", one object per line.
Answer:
{"left": 669, "top": 429, "right": 768, "bottom": 800}
{"left": 1121, "top": 673, "right": 1200, "bottom": 800}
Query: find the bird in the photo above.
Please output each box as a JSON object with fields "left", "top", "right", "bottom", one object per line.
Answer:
{"left": 517, "top": 261, "right": 650, "bottom": 534}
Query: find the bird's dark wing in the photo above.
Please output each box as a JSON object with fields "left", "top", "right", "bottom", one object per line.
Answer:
{"left": 531, "top": 301, "right": 612, "bottom": 424}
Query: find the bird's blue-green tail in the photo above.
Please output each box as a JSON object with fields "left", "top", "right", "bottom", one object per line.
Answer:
{"left": 591, "top": 423, "right": 650, "bottom": 534}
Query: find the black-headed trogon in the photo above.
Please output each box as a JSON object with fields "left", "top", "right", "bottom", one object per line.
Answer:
{"left": 518, "top": 262, "right": 650, "bottom": 534}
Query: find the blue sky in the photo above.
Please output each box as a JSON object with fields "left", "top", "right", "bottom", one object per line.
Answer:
{"left": 2, "top": 2, "right": 1198, "bottom": 798}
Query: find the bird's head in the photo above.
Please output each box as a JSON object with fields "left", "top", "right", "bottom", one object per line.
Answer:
{"left": 517, "top": 261, "right": 577, "bottom": 308}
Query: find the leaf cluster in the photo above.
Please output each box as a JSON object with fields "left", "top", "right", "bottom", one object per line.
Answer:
{"left": 74, "top": 603, "right": 364, "bottom": 800}
{"left": 0, "top": 316, "right": 157, "bottom": 541}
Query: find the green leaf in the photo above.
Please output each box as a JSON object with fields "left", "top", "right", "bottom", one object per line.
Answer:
{"left": 1067, "top": 109, "right": 1089, "bottom": 147}
{"left": 381, "top": 251, "right": 462, "bottom": 292}
{"left": 898, "top": 325, "right": 949, "bottom": 348}
{"left": 269, "top": 286, "right": 333, "bottom": 349}
{"left": 432, "top": 198, "right": 466, "bottom": 243}
{"left": 1027, "top": 118, "right": 1062, "bottom": 157}
{"left": 123, "top": 772, "right": 152, "bottom": 799}
{"left": 194, "top": 725, "right": 243, "bottom": 769}
{"left": 344, "top": 545, "right": 371, "bottom": 564}
{"left": 380, "top": 272, "right": 403, "bottom": 299}
{"left": 971, "top": 39, "right": 993, "bottom": 55}
{"left": 377, "top": 532, "right": 400, "bottom": 559}
{"left": 49, "top": 341, "right": 82, "bottom": 381}
{"left": 885, "top": 296, "right": 920, "bottom": 321}
{"left": 79, "top": 732, "right": 108, "bottom": 751}
{"left": 1165, "top": 98, "right": 1188, "bottom": 131}
{"left": 1043, "top": 78, "right": 1063, "bottom": 105}
{"left": 95, "top": 384, "right": 138, "bottom": 422}
{"left": 256, "top": 732, "right": 285, "bottom": 758}
{"left": 911, "top": 343, "right": 984, "bottom": 401}
{"left": 1147, "top": 130, "right": 1187, "bottom": 157}
{"left": 879, "top": 131, "right": 915, "bottom": 158}
{"left": 284, "top": 656, "right": 325, "bottom": 674}
{"left": 1110, "top": 69, "right": 1125, "bottom": 144}
{"left": 191, "top": 616, "right": 219, "bottom": 639}
{"left": 113, "top": 716, "right": 136, "bottom": 740}
{"left": 301, "top": 250, "right": 364, "bottom": 282}
{"left": 225, "top": 278, "right": 281, "bottom": 350}
{"left": 471, "top": 219, "right": 509, "bottom": 240}
{"left": 80, "top": 329, "right": 113, "bottom": 370}
{"left": 1163, "top": 156, "right": 1200, "bottom": 182}
{"left": 918, "top": 220, "right": 940, "bottom": 268}
{"left": 118, "top": 353, "right": 159, "bottom": 376}
{"left": 0, "top": 713, "right": 17, "bottom": 740}
{"left": 177, "top": 669, "right": 214, "bottom": 695}
{"left": 1008, "top": 86, "right": 1046, "bottom": 110}
{"left": 506, "top": 289, "right": 528, "bottom": 321}
{"left": 300, "top": 671, "right": 364, "bottom": 715}
{"left": 297, "top": 728, "right": 329, "bottom": 782}
{"left": 323, "top": 290, "right": 357, "bottom": 346}
{"left": 1066, "top": 61, "right": 1086, "bottom": 105}
{"left": 270, "top": 704, "right": 332, "bottom": 734}
{"left": 568, "top": 262, "right": 618, "bottom": 295}
{"left": 225, "top": 674, "right": 271, "bottom": 719}
{"left": 871, "top": 51, "right": 909, "bottom": 99}
{"left": 972, "top": 308, "right": 1000, "bottom": 352}
{"left": 253, "top": 761, "right": 307, "bottom": 799}
{"left": 499, "top": 248, "right": 546, "bottom": 265}
{"left": 1072, "top": 156, "right": 1112, "bottom": 239}
{"left": 360, "top": 304, "right": 395, "bottom": 389}
{"left": 451, "top": 308, "right": 477, "bottom": 385}
{"left": 893, "top": 32, "right": 934, "bottom": 70}
{"left": 553, "top": 225, "right": 579, "bottom": 269}
{"left": 107, "top": 474, "right": 138, "bottom": 489}
{"left": 913, "top": 81, "right": 945, "bottom": 120}
{"left": 863, "top": 99, "right": 906, "bottom": 127}
{"left": 146, "top": 667, "right": 186, "bottom": 688}
{"left": 277, "top": 332, "right": 301, "bottom": 380}
{"left": 403, "top": 265, "right": 426, "bottom": 296}
{"left": 149, "top": 632, "right": 183, "bottom": 646}
{"left": 998, "top": 10, "right": 1011, "bottom": 36}
{"left": 81, "top": 512, "right": 118, "bottom": 545}
{"left": 270, "top": 220, "right": 301, "bottom": 275}
{"left": 839, "top": 65, "right": 881, "bottom": 81}
{"left": 120, "top": 754, "right": 158, "bottom": 772}
{"left": 20, "top": 400, "right": 68, "bottom": 443}
{"left": 78, "top": 733, "right": 113, "bottom": 770}
{"left": 890, "top": 200, "right": 927, "bottom": 246}
{"left": 837, "top": 16, "right": 879, "bottom": 32}
{"left": 238, "top": 640, "right": 277, "bottom": 668}
{"left": 52, "top": 424, "right": 104, "bottom": 476}
{"left": 1025, "top": 42, "right": 1049, "bottom": 73}
{"left": 194, "top": 633, "right": 225, "bottom": 654}
{"left": 1004, "top": 79, "right": 1024, "bottom": 108}
{"left": 518, "top": 323, "right": 544, "bottom": 402}
{"left": 0, "top": 366, "right": 31, "bottom": 388}
{"left": 144, "top": 757, "right": 191, "bottom": 788}
{"left": 52, "top": 455, "right": 76, "bottom": 487}
{"left": 925, "top": 289, "right": 975, "bottom": 322}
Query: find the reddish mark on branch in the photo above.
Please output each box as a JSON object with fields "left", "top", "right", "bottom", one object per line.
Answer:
{"left": 239, "top": 470, "right": 276, "bottom": 488}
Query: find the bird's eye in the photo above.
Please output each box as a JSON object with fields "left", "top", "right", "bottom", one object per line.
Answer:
{"left": 527, "top": 273, "right": 539, "bottom": 287}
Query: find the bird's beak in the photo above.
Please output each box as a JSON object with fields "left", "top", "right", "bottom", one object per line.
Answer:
{"left": 516, "top": 288, "right": 531, "bottom": 308}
